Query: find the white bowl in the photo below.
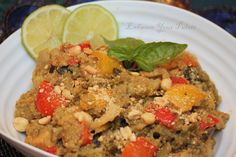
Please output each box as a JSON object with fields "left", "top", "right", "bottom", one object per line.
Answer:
{"left": 0, "top": 1, "right": 236, "bottom": 157}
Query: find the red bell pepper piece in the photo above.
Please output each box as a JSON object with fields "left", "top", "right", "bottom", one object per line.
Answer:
{"left": 171, "top": 76, "right": 189, "bottom": 84}
{"left": 145, "top": 104, "right": 177, "bottom": 128}
{"left": 43, "top": 146, "right": 57, "bottom": 154}
{"left": 80, "top": 121, "right": 92, "bottom": 146}
{"left": 120, "top": 137, "right": 157, "bottom": 157}
{"left": 199, "top": 114, "right": 220, "bottom": 131}
{"left": 79, "top": 42, "right": 91, "bottom": 51}
{"left": 36, "top": 80, "right": 67, "bottom": 116}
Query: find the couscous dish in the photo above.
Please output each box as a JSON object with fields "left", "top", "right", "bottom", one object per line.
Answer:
{"left": 14, "top": 39, "right": 229, "bottom": 157}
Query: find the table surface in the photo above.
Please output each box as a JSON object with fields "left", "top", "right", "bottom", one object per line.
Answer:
{"left": 0, "top": 0, "right": 235, "bottom": 157}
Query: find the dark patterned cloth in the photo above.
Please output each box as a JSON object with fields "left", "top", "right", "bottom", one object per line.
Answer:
{"left": 0, "top": 1, "right": 235, "bottom": 157}
{"left": 0, "top": 138, "right": 24, "bottom": 157}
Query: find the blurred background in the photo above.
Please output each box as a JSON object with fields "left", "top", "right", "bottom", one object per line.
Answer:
{"left": 0, "top": 0, "right": 236, "bottom": 44}
{"left": 0, "top": 0, "right": 236, "bottom": 156}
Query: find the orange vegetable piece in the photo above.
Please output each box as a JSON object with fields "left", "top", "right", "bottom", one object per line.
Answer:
{"left": 79, "top": 93, "right": 107, "bottom": 111}
{"left": 162, "top": 52, "right": 198, "bottom": 69}
{"left": 181, "top": 52, "right": 198, "bottom": 67}
{"left": 92, "top": 51, "right": 121, "bottom": 75}
{"left": 121, "top": 137, "right": 157, "bottom": 157}
{"left": 164, "top": 84, "right": 206, "bottom": 112}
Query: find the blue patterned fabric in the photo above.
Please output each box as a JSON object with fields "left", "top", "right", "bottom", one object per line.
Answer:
{"left": 198, "top": 7, "right": 236, "bottom": 36}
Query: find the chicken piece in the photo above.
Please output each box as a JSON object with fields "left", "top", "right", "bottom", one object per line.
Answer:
{"left": 52, "top": 107, "right": 84, "bottom": 151}
{"left": 25, "top": 122, "right": 54, "bottom": 149}
{"left": 62, "top": 120, "right": 83, "bottom": 151}
{"left": 127, "top": 75, "right": 161, "bottom": 97}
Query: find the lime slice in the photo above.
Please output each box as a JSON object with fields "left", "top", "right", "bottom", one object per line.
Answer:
{"left": 21, "top": 5, "right": 70, "bottom": 59}
{"left": 63, "top": 4, "right": 118, "bottom": 48}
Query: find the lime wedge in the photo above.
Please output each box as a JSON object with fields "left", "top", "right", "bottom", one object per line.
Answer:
{"left": 63, "top": 4, "right": 118, "bottom": 48}
{"left": 21, "top": 5, "right": 70, "bottom": 59}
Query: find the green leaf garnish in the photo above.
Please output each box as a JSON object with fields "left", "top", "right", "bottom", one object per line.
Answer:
{"left": 134, "top": 42, "right": 187, "bottom": 71}
{"left": 104, "top": 38, "right": 187, "bottom": 72}
{"left": 104, "top": 37, "right": 144, "bottom": 61}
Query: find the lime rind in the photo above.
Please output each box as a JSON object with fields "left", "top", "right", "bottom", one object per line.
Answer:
{"left": 21, "top": 5, "right": 70, "bottom": 60}
{"left": 62, "top": 4, "right": 119, "bottom": 44}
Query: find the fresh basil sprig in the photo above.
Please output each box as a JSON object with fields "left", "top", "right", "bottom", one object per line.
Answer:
{"left": 103, "top": 37, "right": 144, "bottom": 61}
{"left": 104, "top": 37, "right": 187, "bottom": 72}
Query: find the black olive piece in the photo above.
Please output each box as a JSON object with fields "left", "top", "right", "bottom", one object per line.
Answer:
{"left": 113, "top": 68, "right": 121, "bottom": 75}
{"left": 176, "top": 130, "right": 181, "bottom": 134}
{"left": 77, "top": 64, "right": 80, "bottom": 68}
{"left": 56, "top": 66, "right": 69, "bottom": 74}
{"left": 93, "top": 133, "right": 102, "bottom": 147}
{"left": 67, "top": 68, "right": 73, "bottom": 73}
{"left": 153, "top": 132, "right": 161, "bottom": 139}
{"left": 49, "top": 65, "right": 56, "bottom": 73}
{"left": 122, "top": 60, "right": 140, "bottom": 72}
{"left": 182, "top": 143, "right": 189, "bottom": 148}
{"left": 170, "top": 138, "right": 175, "bottom": 142}
{"left": 119, "top": 117, "right": 129, "bottom": 128}
{"left": 56, "top": 66, "right": 73, "bottom": 74}
{"left": 201, "top": 134, "right": 209, "bottom": 142}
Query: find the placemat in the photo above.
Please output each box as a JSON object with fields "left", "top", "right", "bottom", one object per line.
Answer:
{"left": 0, "top": 0, "right": 235, "bottom": 157}
{"left": 0, "top": 138, "right": 24, "bottom": 157}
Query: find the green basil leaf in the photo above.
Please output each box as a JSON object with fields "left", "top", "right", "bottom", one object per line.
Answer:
{"left": 104, "top": 37, "right": 187, "bottom": 72}
{"left": 104, "top": 37, "right": 144, "bottom": 49}
{"left": 104, "top": 37, "right": 145, "bottom": 61}
{"left": 134, "top": 42, "right": 187, "bottom": 71}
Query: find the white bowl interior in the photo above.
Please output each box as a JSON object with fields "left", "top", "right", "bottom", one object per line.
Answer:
{"left": 0, "top": 1, "right": 236, "bottom": 157}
